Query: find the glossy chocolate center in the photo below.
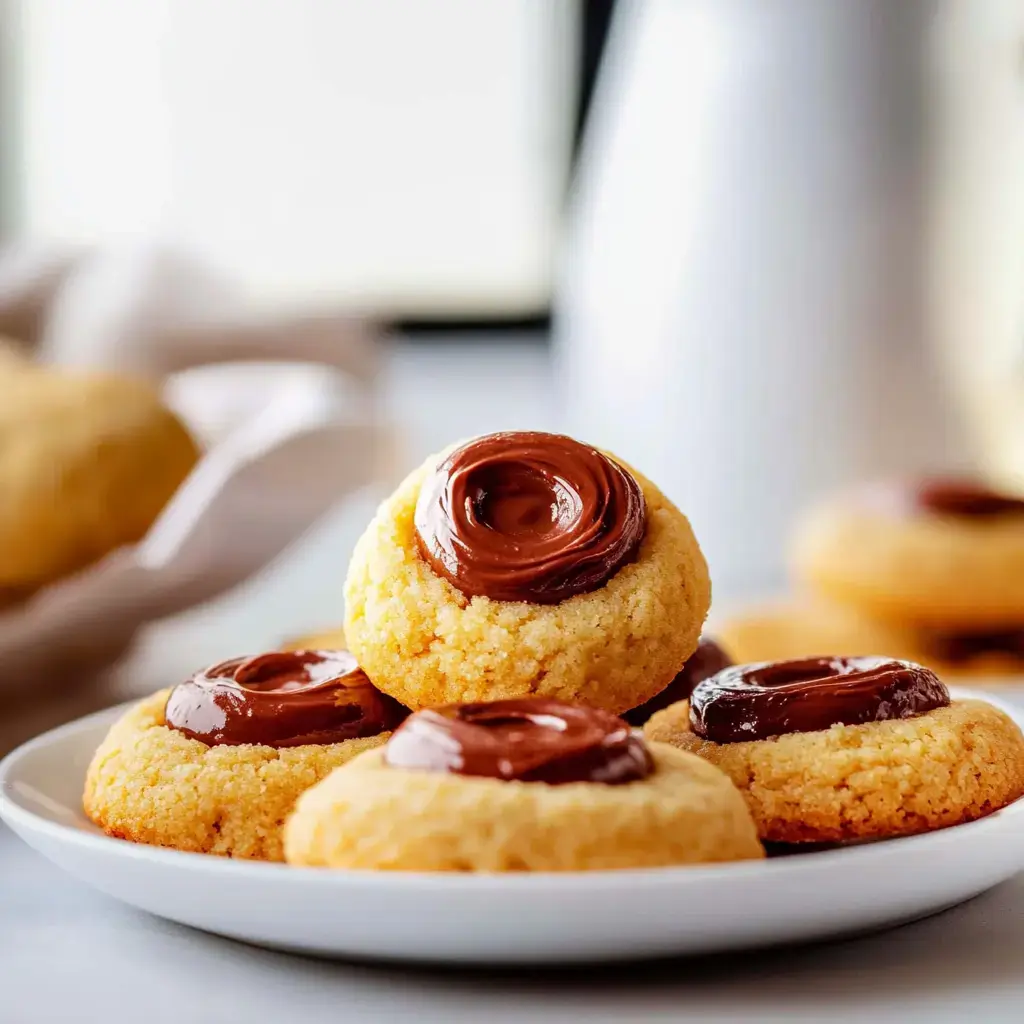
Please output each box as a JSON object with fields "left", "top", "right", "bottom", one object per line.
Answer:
{"left": 689, "top": 656, "right": 950, "bottom": 744}
{"left": 383, "top": 698, "right": 653, "bottom": 784}
{"left": 413, "top": 431, "right": 646, "bottom": 604}
{"left": 164, "top": 650, "right": 408, "bottom": 748}
{"left": 624, "top": 636, "right": 733, "bottom": 726}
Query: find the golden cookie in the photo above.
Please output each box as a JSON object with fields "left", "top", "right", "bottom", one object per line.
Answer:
{"left": 717, "top": 600, "right": 1024, "bottom": 681}
{"left": 344, "top": 433, "right": 710, "bottom": 713}
{"left": 793, "top": 481, "right": 1024, "bottom": 629}
{"left": 0, "top": 367, "right": 198, "bottom": 593}
{"left": 84, "top": 689, "right": 391, "bottom": 861}
{"left": 285, "top": 740, "right": 762, "bottom": 872}
{"left": 646, "top": 698, "right": 1024, "bottom": 843}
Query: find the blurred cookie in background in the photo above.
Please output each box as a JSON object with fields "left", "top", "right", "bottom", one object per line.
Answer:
{"left": 793, "top": 479, "right": 1024, "bottom": 629}
{"left": 715, "top": 600, "right": 1024, "bottom": 681}
{"left": 0, "top": 365, "right": 199, "bottom": 599}
{"left": 771, "top": 477, "right": 1024, "bottom": 681}
{"left": 715, "top": 601, "right": 911, "bottom": 668}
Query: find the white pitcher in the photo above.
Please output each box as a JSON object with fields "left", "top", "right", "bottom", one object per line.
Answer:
{"left": 556, "top": 0, "right": 973, "bottom": 600}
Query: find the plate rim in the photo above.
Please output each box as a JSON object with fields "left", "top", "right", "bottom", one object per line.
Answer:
{"left": 3, "top": 686, "right": 1023, "bottom": 892}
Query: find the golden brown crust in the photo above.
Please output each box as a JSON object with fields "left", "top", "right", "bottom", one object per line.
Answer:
{"left": 644, "top": 699, "right": 1024, "bottom": 843}
{"left": 714, "top": 600, "right": 1024, "bottom": 681}
{"left": 83, "top": 690, "right": 389, "bottom": 861}
{"left": 793, "top": 497, "right": 1024, "bottom": 628}
{"left": 284, "top": 741, "right": 763, "bottom": 871}
{"left": 0, "top": 368, "right": 199, "bottom": 591}
{"left": 344, "top": 445, "right": 711, "bottom": 713}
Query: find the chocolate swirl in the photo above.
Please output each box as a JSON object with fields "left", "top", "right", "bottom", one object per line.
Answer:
{"left": 383, "top": 698, "right": 653, "bottom": 784}
{"left": 915, "top": 480, "right": 1024, "bottom": 518}
{"left": 689, "top": 656, "right": 950, "bottom": 744}
{"left": 164, "top": 650, "right": 408, "bottom": 748}
{"left": 413, "top": 431, "right": 646, "bottom": 604}
{"left": 624, "top": 636, "right": 733, "bottom": 726}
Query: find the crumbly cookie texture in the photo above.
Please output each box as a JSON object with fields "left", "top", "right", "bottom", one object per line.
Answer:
{"left": 0, "top": 368, "right": 198, "bottom": 592}
{"left": 344, "top": 448, "right": 711, "bottom": 713}
{"left": 714, "top": 601, "right": 1023, "bottom": 680}
{"left": 644, "top": 699, "right": 1024, "bottom": 843}
{"left": 83, "top": 690, "right": 389, "bottom": 861}
{"left": 284, "top": 741, "right": 763, "bottom": 871}
{"left": 793, "top": 498, "right": 1024, "bottom": 628}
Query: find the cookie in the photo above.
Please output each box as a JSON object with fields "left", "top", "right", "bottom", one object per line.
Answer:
{"left": 344, "top": 431, "right": 710, "bottom": 713}
{"left": 285, "top": 699, "right": 762, "bottom": 871}
{"left": 83, "top": 650, "right": 407, "bottom": 860}
{"left": 645, "top": 656, "right": 1024, "bottom": 843}
{"left": 717, "top": 601, "right": 1024, "bottom": 680}
{"left": 793, "top": 480, "right": 1024, "bottom": 629}
{"left": 0, "top": 366, "right": 198, "bottom": 594}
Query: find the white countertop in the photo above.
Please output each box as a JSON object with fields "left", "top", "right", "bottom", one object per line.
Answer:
{"left": 4, "top": 338, "right": 1024, "bottom": 1021}
{"left": 3, "top": 816, "right": 1023, "bottom": 1023}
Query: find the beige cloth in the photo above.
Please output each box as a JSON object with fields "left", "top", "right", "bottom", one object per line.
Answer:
{"left": 0, "top": 244, "right": 386, "bottom": 753}
{"left": 0, "top": 245, "right": 80, "bottom": 350}
{"left": 0, "top": 245, "right": 380, "bottom": 383}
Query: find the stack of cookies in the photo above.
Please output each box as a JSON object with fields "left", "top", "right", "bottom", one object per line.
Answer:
{"left": 83, "top": 433, "right": 1024, "bottom": 870}
{"left": 720, "top": 479, "right": 1024, "bottom": 681}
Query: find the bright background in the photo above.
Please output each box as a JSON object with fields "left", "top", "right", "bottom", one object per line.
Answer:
{"left": 2, "top": 0, "right": 579, "bottom": 316}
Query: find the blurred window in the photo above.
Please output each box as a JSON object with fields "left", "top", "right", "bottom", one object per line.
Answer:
{"left": 1, "top": 0, "right": 582, "bottom": 319}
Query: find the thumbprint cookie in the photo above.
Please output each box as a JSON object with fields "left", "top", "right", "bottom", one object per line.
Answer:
{"left": 645, "top": 656, "right": 1024, "bottom": 843}
{"left": 84, "top": 649, "right": 408, "bottom": 860}
{"left": 344, "top": 431, "right": 710, "bottom": 713}
{"left": 285, "top": 698, "right": 762, "bottom": 871}
{"left": 794, "top": 479, "right": 1024, "bottom": 629}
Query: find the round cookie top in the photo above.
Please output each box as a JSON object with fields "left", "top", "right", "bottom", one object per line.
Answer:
{"left": 164, "top": 650, "right": 408, "bottom": 748}
{"left": 689, "top": 656, "right": 950, "bottom": 743}
{"left": 384, "top": 698, "right": 653, "bottom": 785}
{"left": 413, "top": 430, "right": 646, "bottom": 604}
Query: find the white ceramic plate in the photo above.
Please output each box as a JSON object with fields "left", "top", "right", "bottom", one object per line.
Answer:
{"left": 3, "top": 688, "right": 1024, "bottom": 965}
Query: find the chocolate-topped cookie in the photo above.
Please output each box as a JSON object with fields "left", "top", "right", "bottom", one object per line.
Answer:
{"left": 794, "top": 479, "right": 1024, "bottom": 629}
{"left": 645, "top": 656, "right": 1024, "bottom": 843}
{"left": 83, "top": 650, "right": 408, "bottom": 861}
{"left": 285, "top": 698, "right": 763, "bottom": 872}
{"left": 344, "top": 432, "right": 711, "bottom": 713}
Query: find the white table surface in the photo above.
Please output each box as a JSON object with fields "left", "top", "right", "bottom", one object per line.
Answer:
{"left": 4, "top": 338, "right": 1024, "bottom": 1022}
